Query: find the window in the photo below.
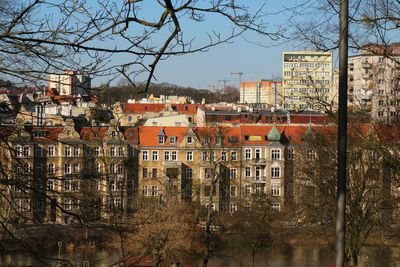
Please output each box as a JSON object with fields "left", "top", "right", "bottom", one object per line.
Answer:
{"left": 152, "top": 151, "right": 159, "bottom": 161}
{"left": 255, "top": 184, "right": 264, "bottom": 194}
{"left": 245, "top": 167, "right": 251, "bottom": 177}
{"left": 64, "top": 146, "right": 71, "bottom": 157}
{"left": 118, "top": 164, "right": 124, "bottom": 174}
{"left": 186, "top": 151, "right": 193, "bottom": 161}
{"left": 230, "top": 168, "right": 237, "bottom": 179}
{"left": 47, "top": 179, "right": 54, "bottom": 191}
{"left": 187, "top": 136, "right": 193, "bottom": 144}
{"left": 170, "top": 136, "right": 176, "bottom": 144}
{"left": 48, "top": 163, "right": 55, "bottom": 174}
{"left": 230, "top": 203, "right": 237, "bottom": 213}
{"left": 306, "top": 149, "right": 317, "bottom": 160}
{"left": 245, "top": 148, "right": 251, "bottom": 159}
{"left": 271, "top": 203, "right": 281, "bottom": 212}
{"left": 186, "top": 168, "right": 193, "bottom": 179}
{"left": 73, "top": 146, "right": 79, "bottom": 156}
{"left": 254, "top": 148, "right": 261, "bottom": 159}
{"left": 73, "top": 163, "right": 80, "bottom": 173}
{"left": 142, "top": 150, "right": 149, "bottom": 161}
{"left": 231, "top": 151, "right": 237, "bottom": 161}
{"left": 35, "top": 162, "right": 43, "bottom": 173}
{"left": 142, "top": 186, "right": 148, "bottom": 196}
{"left": 287, "top": 149, "right": 294, "bottom": 160}
{"left": 152, "top": 168, "right": 158, "bottom": 179}
{"left": 164, "top": 151, "right": 170, "bottom": 161}
{"left": 118, "top": 147, "right": 124, "bottom": 157}
{"left": 202, "top": 151, "right": 208, "bottom": 161}
{"left": 158, "top": 136, "right": 165, "bottom": 144}
{"left": 244, "top": 185, "right": 251, "bottom": 196}
{"left": 35, "top": 146, "right": 43, "bottom": 157}
{"left": 271, "top": 149, "right": 281, "bottom": 160}
{"left": 378, "top": 111, "right": 384, "bottom": 117}
{"left": 378, "top": 99, "right": 384, "bottom": 106}
{"left": 71, "top": 180, "right": 80, "bottom": 191}
{"left": 111, "top": 130, "right": 117, "bottom": 139}
{"left": 204, "top": 186, "right": 212, "bottom": 197}
{"left": 110, "top": 147, "right": 116, "bottom": 157}
{"left": 204, "top": 168, "right": 211, "bottom": 179}
{"left": 221, "top": 151, "right": 227, "bottom": 161}
{"left": 171, "top": 151, "right": 178, "bottom": 161}
{"left": 15, "top": 146, "right": 22, "bottom": 157}
{"left": 271, "top": 184, "right": 281, "bottom": 196}
{"left": 230, "top": 185, "right": 237, "bottom": 197}
{"left": 64, "top": 198, "right": 72, "bottom": 210}
{"left": 142, "top": 168, "right": 148, "bottom": 179}
{"left": 271, "top": 167, "right": 280, "bottom": 178}
{"left": 128, "top": 145, "right": 134, "bottom": 157}
{"left": 95, "top": 146, "right": 100, "bottom": 156}
{"left": 23, "top": 146, "right": 30, "bottom": 157}
{"left": 64, "top": 163, "right": 71, "bottom": 174}
{"left": 152, "top": 186, "right": 158, "bottom": 196}
{"left": 64, "top": 180, "right": 71, "bottom": 191}
{"left": 109, "top": 163, "right": 116, "bottom": 174}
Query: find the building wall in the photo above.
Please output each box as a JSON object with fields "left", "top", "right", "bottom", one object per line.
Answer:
{"left": 240, "top": 80, "right": 282, "bottom": 106}
{"left": 282, "top": 51, "right": 334, "bottom": 111}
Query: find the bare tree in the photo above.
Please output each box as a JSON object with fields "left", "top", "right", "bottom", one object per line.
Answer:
{"left": 0, "top": 0, "right": 283, "bottom": 90}
{"left": 294, "top": 123, "right": 392, "bottom": 265}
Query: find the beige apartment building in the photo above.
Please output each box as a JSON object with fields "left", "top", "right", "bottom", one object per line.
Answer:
{"left": 348, "top": 44, "right": 400, "bottom": 122}
{"left": 240, "top": 80, "right": 282, "bottom": 106}
{"left": 282, "top": 51, "right": 335, "bottom": 111}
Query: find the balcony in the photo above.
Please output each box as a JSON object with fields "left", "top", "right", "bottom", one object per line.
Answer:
{"left": 252, "top": 176, "right": 267, "bottom": 183}
{"left": 362, "top": 73, "right": 372, "bottom": 80}
{"left": 362, "top": 62, "right": 372, "bottom": 68}
{"left": 251, "top": 158, "right": 267, "bottom": 165}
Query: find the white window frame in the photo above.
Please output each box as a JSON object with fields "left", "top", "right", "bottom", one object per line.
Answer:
{"left": 186, "top": 151, "right": 193, "bottom": 161}
{"left": 245, "top": 148, "right": 251, "bottom": 159}
{"left": 171, "top": 151, "right": 178, "bottom": 161}
{"left": 271, "top": 167, "right": 280, "bottom": 178}
{"left": 271, "top": 149, "right": 281, "bottom": 160}
{"left": 170, "top": 136, "right": 176, "bottom": 144}
{"left": 142, "top": 150, "right": 149, "bottom": 161}
{"left": 152, "top": 151, "right": 159, "bottom": 161}
{"left": 187, "top": 136, "right": 193, "bottom": 144}
{"left": 164, "top": 150, "right": 170, "bottom": 161}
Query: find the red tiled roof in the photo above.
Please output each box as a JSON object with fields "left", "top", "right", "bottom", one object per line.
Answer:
{"left": 138, "top": 126, "right": 188, "bottom": 147}
{"left": 122, "top": 103, "right": 165, "bottom": 113}
{"left": 174, "top": 104, "right": 204, "bottom": 115}
{"left": 31, "top": 127, "right": 65, "bottom": 141}
{"left": 80, "top": 127, "right": 109, "bottom": 140}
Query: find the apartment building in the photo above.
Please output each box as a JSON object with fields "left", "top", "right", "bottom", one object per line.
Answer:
{"left": 2, "top": 119, "right": 137, "bottom": 224}
{"left": 240, "top": 80, "right": 282, "bottom": 106}
{"left": 48, "top": 70, "right": 91, "bottom": 96}
{"left": 282, "top": 51, "right": 334, "bottom": 111}
{"left": 348, "top": 43, "right": 400, "bottom": 122}
{"left": 137, "top": 124, "right": 297, "bottom": 212}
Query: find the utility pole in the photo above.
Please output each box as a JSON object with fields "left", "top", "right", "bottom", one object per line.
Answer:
{"left": 231, "top": 72, "right": 244, "bottom": 102}
{"left": 336, "top": 1, "right": 348, "bottom": 267}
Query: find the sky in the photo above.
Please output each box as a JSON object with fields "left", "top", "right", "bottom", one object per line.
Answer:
{"left": 95, "top": 0, "right": 307, "bottom": 89}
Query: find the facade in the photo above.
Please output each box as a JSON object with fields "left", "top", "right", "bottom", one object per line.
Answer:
{"left": 48, "top": 70, "right": 91, "bottom": 96}
{"left": 1, "top": 119, "right": 137, "bottom": 224}
{"left": 240, "top": 80, "right": 282, "bottom": 106}
{"left": 348, "top": 44, "right": 400, "bottom": 122}
{"left": 282, "top": 51, "right": 334, "bottom": 111}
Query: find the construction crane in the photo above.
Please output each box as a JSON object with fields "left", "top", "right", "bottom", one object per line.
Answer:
{"left": 231, "top": 72, "right": 245, "bottom": 102}
{"left": 218, "top": 79, "right": 234, "bottom": 90}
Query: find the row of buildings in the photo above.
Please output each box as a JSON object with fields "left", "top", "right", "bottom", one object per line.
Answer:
{"left": 240, "top": 44, "right": 400, "bottom": 123}
{"left": 2, "top": 115, "right": 396, "bottom": 225}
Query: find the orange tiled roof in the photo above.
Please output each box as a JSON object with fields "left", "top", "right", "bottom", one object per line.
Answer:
{"left": 138, "top": 126, "right": 188, "bottom": 147}
{"left": 122, "top": 103, "right": 165, "bottom": 113}
{"left": 80, "top": 127, "right": 110, "bottom": 140}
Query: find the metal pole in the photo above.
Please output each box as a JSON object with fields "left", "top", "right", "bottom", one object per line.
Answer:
{"left": 336, "top": 0, "right": 348, "bottom": 267}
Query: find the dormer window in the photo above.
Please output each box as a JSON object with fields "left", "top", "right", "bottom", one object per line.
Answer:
{"left": 158, "top": 136, "right": 165, "bottom": 144}
{"left": 170, "top": 136, "right": 176, "bottom": 144}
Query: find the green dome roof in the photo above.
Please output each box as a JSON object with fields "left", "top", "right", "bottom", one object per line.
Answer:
{"left": 267, "top": 125, "right": 281, "bottom": 141}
